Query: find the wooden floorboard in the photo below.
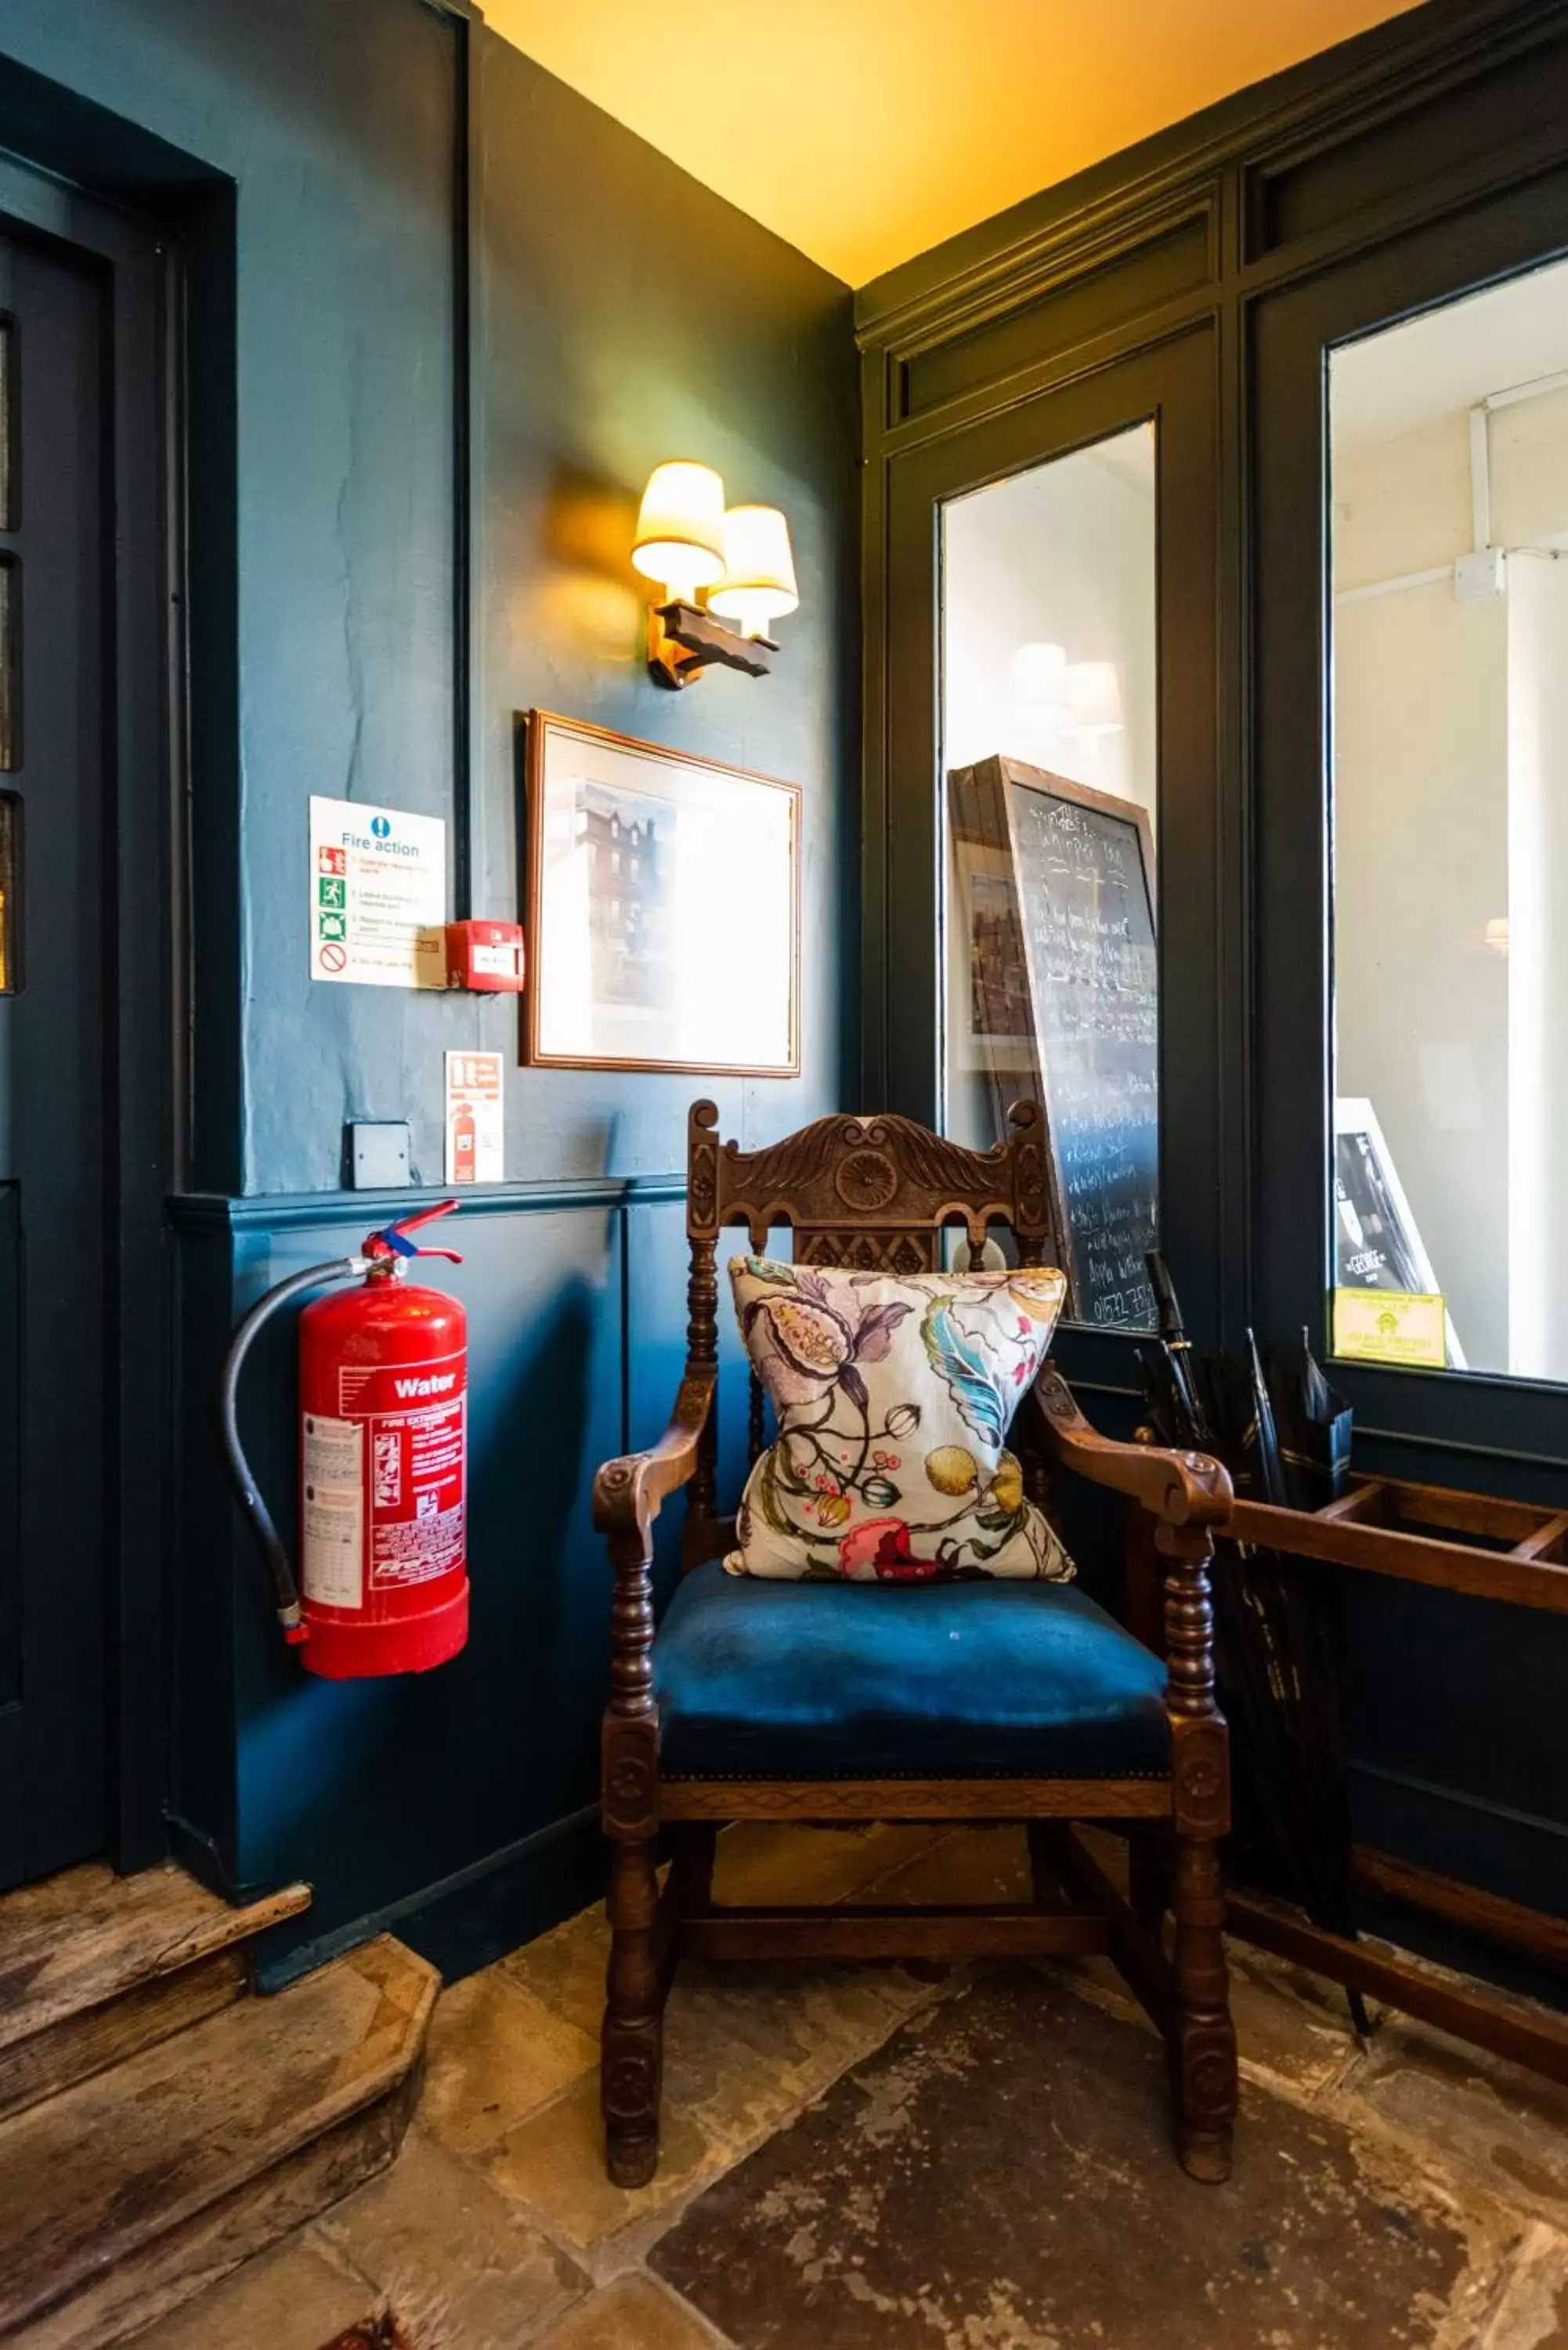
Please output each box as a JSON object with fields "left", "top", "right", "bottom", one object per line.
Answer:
{"left": 5, "top": 2071, "right": 420, "bottom": 2350}
{"left": 0, "top": 1946, "right": 247, "bottom": 2124}
{"left": 0, "top": 1935, "right": 435, "bottom": 2343}
{"left": 0, "top": 1862, "right": 310, "bottom": 2057}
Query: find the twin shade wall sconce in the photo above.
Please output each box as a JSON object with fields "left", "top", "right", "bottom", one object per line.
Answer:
{"left": 631, "top": 461, "right": 797, "bottom": 689}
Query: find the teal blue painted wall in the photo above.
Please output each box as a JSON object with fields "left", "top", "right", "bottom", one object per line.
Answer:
{"left": 0, "top": 0, "right": 856, "bottom": 1972}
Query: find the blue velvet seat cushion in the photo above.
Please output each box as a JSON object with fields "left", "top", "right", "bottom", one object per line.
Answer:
{"left": 654, "top": 1563, "right": 1169, "bottom": 1783}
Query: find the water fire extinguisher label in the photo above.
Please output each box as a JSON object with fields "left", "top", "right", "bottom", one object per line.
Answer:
{"left": 337, "top": 1351, "right": 467, "bottom": 1591}
{"left": 370, "top": 1395, "right": 465, "bottom": 1588}
{"left": 302, "top": 1415, "right": 364, "bottom": 1610}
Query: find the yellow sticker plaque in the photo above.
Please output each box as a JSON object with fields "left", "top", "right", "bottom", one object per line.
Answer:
{"left": 1332, "top": 1287, "right": 1447, "bottom": 1369}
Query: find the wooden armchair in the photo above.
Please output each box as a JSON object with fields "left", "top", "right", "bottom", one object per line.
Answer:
{"left": 591, "top": 1101, "right": 1237, "bottom": 2189}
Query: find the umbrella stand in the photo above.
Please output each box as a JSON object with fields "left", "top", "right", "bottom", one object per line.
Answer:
{"left": 1223, "top": 1472, "right": 1568, "bottom": 2090}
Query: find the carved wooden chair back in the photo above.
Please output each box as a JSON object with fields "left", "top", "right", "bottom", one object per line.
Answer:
{"left": 681, "top": 1097, "right": 1055, "bottom": 1538}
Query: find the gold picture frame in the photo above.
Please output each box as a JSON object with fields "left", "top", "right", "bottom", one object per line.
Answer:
{"left": 521, "top": 710, "right": 802, "bottom": 1076}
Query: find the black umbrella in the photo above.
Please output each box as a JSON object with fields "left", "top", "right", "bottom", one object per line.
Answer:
{"left": 1274, "top": 1327, "right": 1354, "bottom": 1512}
{"left": 1140, "top": 1256, "right": 1369, "bottom": 2036}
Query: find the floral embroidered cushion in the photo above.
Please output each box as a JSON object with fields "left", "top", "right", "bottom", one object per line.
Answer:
{"left": 725, "top": 1255, "right": 1075, "bottom": 1582}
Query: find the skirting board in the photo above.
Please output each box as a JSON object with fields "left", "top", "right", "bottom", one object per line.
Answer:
{"left": 252, "top": 1803, "right": 604, "bottom": 1991}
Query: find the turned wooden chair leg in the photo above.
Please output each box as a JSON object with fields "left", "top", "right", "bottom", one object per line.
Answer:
{"left": 1160, "top": 1522, "right": 1239, "bottom": 2183}
{"left": 602, "top": 1831, "right": 666, "bottom": 2188}
{"left": 1169, "top": 1828, "right": 1237, "bottom": 2180}
{"left": 598, "top": 1521, "right": 667, "bottom": 2190}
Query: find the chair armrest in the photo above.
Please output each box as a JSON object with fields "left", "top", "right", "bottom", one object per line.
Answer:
{"left": 1031, "top": 1361, "right": 1231, "bottom": 1531}
{"left": 1033, "top": 1362, "right": 1232, "bottom": 1761}
{"left": 593, "top": 1363, "right": 718, "bottom": 1552}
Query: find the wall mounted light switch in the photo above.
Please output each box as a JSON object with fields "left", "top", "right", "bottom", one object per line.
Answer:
{"left": 346, "top": 1120, "right": 412, "bottom": 1188}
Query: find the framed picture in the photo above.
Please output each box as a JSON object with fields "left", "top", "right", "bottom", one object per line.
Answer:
{"left": 522, "top": 711, "right": 800, "bottom": 1075}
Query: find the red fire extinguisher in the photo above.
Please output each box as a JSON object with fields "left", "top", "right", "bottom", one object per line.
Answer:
{"left": 219, "top": 1200, "right": 470, "bottom": 1678}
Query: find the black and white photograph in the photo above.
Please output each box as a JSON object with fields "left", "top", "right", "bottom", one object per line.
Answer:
{"left": 576, "top": 779, "right": 678, "bottom": 1018}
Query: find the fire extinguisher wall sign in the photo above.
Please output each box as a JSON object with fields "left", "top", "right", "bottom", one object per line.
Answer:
{"left": 220, "top": 1201, "right": 471, "bottom": 1679}
{"left": 445, "top": 1050, "right": 503, "bottom": 1184}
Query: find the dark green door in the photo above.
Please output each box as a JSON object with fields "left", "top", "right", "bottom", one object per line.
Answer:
{"left": 0, "top": 222, "right": 112, "bottom": 1884}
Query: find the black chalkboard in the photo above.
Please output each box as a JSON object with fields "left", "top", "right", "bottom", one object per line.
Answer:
{"left": 1008, "top": 777, "right": 1158, "bottom": 1326}
{"left": 950, "top": 755, "right": 1158, "bottom": 1329}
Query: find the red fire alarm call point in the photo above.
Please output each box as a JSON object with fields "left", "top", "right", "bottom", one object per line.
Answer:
{"left": 445, "top": 920, "right": 525, "bottom": 992}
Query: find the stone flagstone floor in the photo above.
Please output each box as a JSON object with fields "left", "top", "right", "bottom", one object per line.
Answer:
{"left": 129, "top": 1825, "right": 1568, "bottom": 2350}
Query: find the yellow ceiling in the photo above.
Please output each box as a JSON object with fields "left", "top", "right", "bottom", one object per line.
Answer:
{"left": 486, "top": 0, "right": 1424, "bottom": 288}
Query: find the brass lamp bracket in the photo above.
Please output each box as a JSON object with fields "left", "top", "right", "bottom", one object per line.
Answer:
{"left": 648, "top": 600, "right": 776, "bottom": 689}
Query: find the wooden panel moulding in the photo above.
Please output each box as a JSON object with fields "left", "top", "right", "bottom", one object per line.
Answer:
{"left": 1245, "top": 22, "right": 1568, "bottom": 259}
{"left": 898, "top": 208, "right": 1216, "bottom": 421}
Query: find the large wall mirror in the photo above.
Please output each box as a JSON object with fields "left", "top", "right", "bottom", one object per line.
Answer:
{"left": 938, "top": 425, "right": 1161, "bottom": 1329}
{"left": 878, "top": 329, "right": 1219, "bottom": 1350}
{"left": 1328, "top": 255, "right": 1568, "bottom": 1383}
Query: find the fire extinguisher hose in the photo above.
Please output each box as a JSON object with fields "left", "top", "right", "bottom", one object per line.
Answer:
{"left": 219, "top": 1256, "right": 367, "bottom": 1640}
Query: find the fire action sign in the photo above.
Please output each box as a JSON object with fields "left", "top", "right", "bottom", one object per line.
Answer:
{"left": 309, "top": 796, "right": 447, "bottom": 988}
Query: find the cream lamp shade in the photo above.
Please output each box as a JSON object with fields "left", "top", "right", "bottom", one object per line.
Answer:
{"left": 708, "top": 504, "right": 799, "bottom": 638}
{"left": 631, "top": 462, "right": 728, "bottom": 601}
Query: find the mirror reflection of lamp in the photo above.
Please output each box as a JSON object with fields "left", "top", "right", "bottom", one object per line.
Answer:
{"left": 1067, "top": 660, "right": 1124, "bottom": 737}
{"left": 631, "top": 463, "right": 797, "bottom": 689}
{"left": 1010, "top": 640, "right": 1070, "bottom": 718}
{"left": 1007, "top": 641, "right": 1071, "bottom": 755}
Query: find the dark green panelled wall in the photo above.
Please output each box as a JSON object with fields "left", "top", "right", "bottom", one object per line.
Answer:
{"left": 0, "top": 0, "right": 855, "bottom": 1975}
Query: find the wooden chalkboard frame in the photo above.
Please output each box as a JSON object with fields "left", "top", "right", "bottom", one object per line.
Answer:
{"left": 948, "top": 754, "right": 1158, "bottom": 1324}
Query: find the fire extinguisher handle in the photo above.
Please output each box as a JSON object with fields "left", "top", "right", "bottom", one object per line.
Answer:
{"left": 370, "top": 1198, "right": 464, "bottom": 1266}
{"left": 387, "top": 1197, "right": 461, "bottom": 1238}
